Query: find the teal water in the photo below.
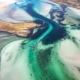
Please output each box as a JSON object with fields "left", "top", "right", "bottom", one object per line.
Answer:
{"left": 1, "top": 0, "right": 80, "bottom": 80}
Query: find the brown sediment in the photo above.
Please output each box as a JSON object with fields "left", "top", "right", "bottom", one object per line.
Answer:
{"left": 50, "top": 0, "right": 80, "bottom": 9}
{"left": 0, "top": 21, "right": 41, "bottom": 37}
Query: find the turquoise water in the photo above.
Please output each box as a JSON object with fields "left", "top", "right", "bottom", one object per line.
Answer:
{"left": 1, "top": 0, "right": 80, "bottom": 80}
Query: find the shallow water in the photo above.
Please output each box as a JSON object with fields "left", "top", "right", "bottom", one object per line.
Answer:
{"left": 0, "top": 0, "right": 80, "bottom": 80}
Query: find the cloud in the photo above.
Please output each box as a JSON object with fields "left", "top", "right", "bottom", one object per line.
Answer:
{"left": 0, "top": 0, "right": 16, "bottom": 3}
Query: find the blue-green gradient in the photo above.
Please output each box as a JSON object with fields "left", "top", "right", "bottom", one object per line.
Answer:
{"left": 1, "top": 0, "right": 80, "bottom": 80}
